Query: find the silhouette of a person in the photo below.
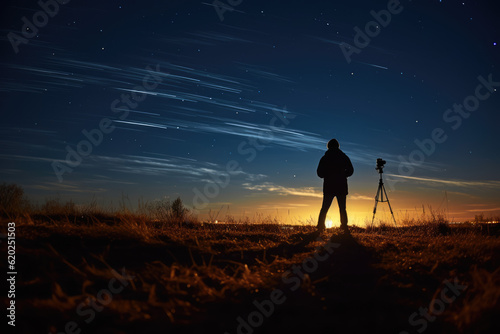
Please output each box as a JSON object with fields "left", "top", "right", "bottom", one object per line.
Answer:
{"left": 317, "top": 139, "right": 354, "bottom": 232}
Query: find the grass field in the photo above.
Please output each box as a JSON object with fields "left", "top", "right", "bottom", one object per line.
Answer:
{"left": 2, "top": 212, "right": 499, "bottom": 334}
{"left": 1, "top": 184, "right": 499, "bottom": 333}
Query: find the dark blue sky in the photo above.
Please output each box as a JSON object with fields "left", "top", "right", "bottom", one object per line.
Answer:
{"left": 1, "top": 0, "right": 499, "bottom": 223}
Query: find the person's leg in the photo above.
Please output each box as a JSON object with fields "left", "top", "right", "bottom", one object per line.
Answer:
{"left": 318, "top": 193, "right": 335, "bottom": 229}
{"left": 337, "top": 194, "right": 348, "bottom": 230}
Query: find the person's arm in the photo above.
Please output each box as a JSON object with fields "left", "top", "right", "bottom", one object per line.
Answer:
{"left": 345, "top": 155, "right": 354, "bottom": 177}
{"left": 317, "top": 156, "right": 326, "bottom": 178}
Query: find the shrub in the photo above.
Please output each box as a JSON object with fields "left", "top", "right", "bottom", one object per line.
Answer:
{"left": 0, "top": 182, "right": 28, "bottom": 215}
{"left": 171, "top": 197, "right": 187, "bottom": 224}
{"left": 143, "top": 196, "right": 189, "bottom": 226}
{"left": 38, "top": 198, "right": 78, "bottom": 216}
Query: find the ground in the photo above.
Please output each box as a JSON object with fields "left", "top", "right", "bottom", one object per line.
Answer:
{"left": 2, "top": 217, "right": 500, "bottom": 334}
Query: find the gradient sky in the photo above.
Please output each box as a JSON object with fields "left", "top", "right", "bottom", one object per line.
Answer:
{"left": 1, "top": 0, "right": 499, "bottom": 224}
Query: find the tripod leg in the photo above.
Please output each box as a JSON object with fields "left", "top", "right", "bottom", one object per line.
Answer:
{"left": 371, "top": 202, "right": 378, "bottom": 224}
{"left": 379, "top": 181, "right": 385, "bottom": 202}
{"left": 381, "top": 184, "right": 397, "bottom": 226}
{"left": 372, "top": 185, "right": 381, "bottom": 224}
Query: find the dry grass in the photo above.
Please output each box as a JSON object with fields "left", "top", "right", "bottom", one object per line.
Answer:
{"left": 1, "top": 183, "right": 499, "bottom": 333}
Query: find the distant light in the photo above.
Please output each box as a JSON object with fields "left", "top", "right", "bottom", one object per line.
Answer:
{"left": 494, "top": 42, "right": 497, "bottom": 46}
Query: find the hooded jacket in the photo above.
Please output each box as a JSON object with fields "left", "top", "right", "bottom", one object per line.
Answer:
{"left": 317, "top": 148, "right": 354, "bottom": 195}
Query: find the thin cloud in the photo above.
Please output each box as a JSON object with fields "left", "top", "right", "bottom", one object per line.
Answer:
{"left": 28, "top": 181, "right": 107, "bottom": 193}
{"left": 466, "top": 207, "right": 500, "bottom": 213}
{"left": 243, "top": 182, "right": 373, "bottom": 200}
{"left": 387, "top": 174, "right": 500, "bottom": 188}
{"left": 350, "top": 194, "right": 373, "bottom": 200}
{"left": 243, "top": 182, "right": 322, "bottom": 198}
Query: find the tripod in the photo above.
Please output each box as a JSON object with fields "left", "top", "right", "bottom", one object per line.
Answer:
{"left": 372, "top": 169, "right": 397, "bottom": 226}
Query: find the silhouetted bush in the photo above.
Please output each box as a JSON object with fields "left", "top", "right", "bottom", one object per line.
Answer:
{"left": 141, "top": 196, "right": 189, "bottom": 226}
{"left": 0, "top": 182, "right": 29, "bottom": 216}
{"left": 38, "top": 198, "right": 78, "bottom": 216}
{"left": 171, "top": 197, "right": 187, "bottom": 223}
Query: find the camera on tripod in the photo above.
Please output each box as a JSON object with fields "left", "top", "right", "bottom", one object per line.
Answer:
{"left": 375, "top": 158, "right": 386, "bottom": 173}
{"left": 372, "top": 157, "right": 397, "bottom": 226}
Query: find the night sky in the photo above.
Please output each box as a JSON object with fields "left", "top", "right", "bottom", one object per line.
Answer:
{"left": 1, "top": 0, "right": 499, "bottom": 224}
